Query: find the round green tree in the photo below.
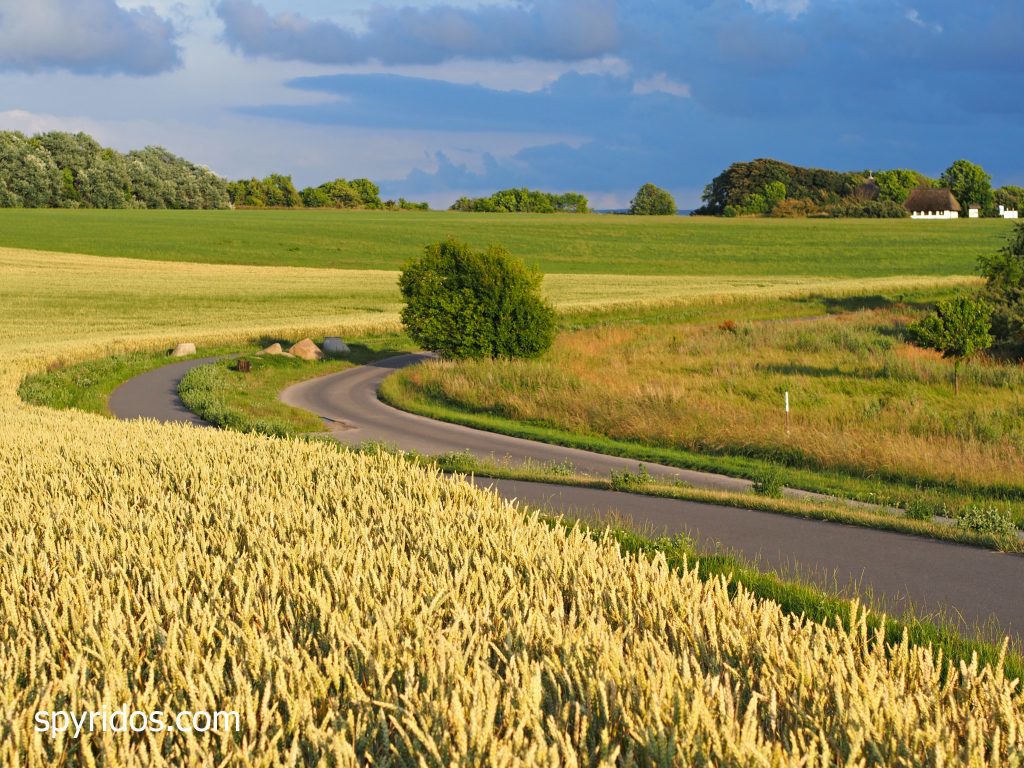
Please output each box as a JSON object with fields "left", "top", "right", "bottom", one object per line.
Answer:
{"left": 629, "top": 183, "right": 677, "bottom": 215}
{"left": 909, "top": 296, "right": 993, "bottom": 395}
{"left": 940, "top": 159, "right": 994, "bottom": 214}
{"left": 399, "top": 238, "right": 556, "bottom": 359}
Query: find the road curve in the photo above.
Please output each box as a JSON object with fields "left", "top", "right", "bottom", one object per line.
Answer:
{"left": 111, "top": 354, "right": 1024, "bottom": 638}
{"left": 110, "top": 356, "right": 222, "bottom": 425}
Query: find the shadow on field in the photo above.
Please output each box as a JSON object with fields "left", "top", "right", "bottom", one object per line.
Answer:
{"left": 817, "top": 294, "right": 936, "bottom": 314}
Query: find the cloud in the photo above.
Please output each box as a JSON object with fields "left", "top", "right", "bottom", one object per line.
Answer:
{"left": 216, "top": 0, "right": 620, "bottom": 65}
{"left": 0, "top": 0, "right": 181, "bottom": 75}
{"left": 746, "top": 0, "right": 810, "bottom": 19}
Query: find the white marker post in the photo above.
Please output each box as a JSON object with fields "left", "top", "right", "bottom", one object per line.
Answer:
{"left": 784, "top": 391, "right": 790, "bottom": 434}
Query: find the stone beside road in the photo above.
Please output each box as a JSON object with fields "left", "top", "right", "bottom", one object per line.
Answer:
{"left": 171, "top": 342, "right": 196, "bottom": 357}
{"left": 289, "top": 338, "right": 323, "bottom": 361}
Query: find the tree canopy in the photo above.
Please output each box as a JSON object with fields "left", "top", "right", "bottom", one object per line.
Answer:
{"left": 0, "top": 130, "right": 228, "bottom": 209}
{"left": 450, "top": 188, "right": 589, "bottom": 213}
{"left": 940, "top": 159, "right": 994, "bottom": 214}
{"left": 979, "top": 222, "right": 1024, "bottom": 354}
{"left": 399, "top": 238, "right": 555, "bottom": 360}
{"left": 629, "top": 183, "right": 677, "bottom": 215}
{"left": 909, "top": 296, "right": 993, "bottom": 394}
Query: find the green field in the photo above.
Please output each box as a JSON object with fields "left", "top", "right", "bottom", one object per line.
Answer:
{"left": 0, "top": 208, "right": 1013, "bottom": 276}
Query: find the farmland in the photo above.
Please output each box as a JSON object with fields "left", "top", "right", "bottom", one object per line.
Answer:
{"left": 0, "top": 208, "right": 1015, "bottom": 276}
{"left": 3, "top": 223, "right": 1022, "bottom": 764}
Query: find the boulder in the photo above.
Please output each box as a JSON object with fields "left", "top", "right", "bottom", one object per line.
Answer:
{"left": 323, "top": 336, "right": 350, "bottom": 355}
{"left": 171, "top": 342, "right": 196, "bottom": 357}
{"left": 289, "top": 338, "right": 323, "bottom": 361}
{"left": 260, "top": 343, "right": 284, "bottom": 355}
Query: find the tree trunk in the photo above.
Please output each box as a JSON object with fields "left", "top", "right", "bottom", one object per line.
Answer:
{"left": 954, "top": 360, "right": 960, "bottom": 396}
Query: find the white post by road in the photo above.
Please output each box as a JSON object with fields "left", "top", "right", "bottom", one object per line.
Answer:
{"left": 785, "top": 391, "right": 790, "bottom": 433}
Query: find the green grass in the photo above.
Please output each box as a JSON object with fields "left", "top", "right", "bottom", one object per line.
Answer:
{"left": 178, "top": 334, "right": 413, "bottom": 436}
{"left": 17, "top": 346, "right": 232, "bottom": 415}
{"left": 0, "top": 208, "right": 1013, "bottom": 276}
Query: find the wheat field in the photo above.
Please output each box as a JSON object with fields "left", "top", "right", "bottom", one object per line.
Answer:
{"left": 1, "top": 246, "right": 1020, "bottom": 765}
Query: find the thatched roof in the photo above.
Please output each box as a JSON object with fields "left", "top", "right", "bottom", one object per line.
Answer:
{"left": 904, "top": 187, "right": 961, "bottom": 212}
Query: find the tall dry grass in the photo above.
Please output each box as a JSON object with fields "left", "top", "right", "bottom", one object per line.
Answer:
{"left": 402, "top": 307, "right": 1024, "bottom": 491}
{"left": 1, "top": 247, "right": 1020, "bottom": 764}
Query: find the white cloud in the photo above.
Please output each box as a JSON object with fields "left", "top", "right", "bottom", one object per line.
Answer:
{"left": 906, "top": 9, "right": 943, "bottom": 33}
{"left": 746, "top": 0, "right": 810, "bottom": 19}
{"left": 633, "top": 72, "right": 691, "bottom": 98}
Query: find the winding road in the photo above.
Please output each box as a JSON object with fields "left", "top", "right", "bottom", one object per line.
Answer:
{"left": 111, "top": 354, "right": 1024, "bottom": 639}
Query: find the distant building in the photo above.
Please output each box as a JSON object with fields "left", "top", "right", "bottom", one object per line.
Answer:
{"left": 905, "top": 188, "right": 961, "bottom": 220}
{"left": 968, "top": 206, "right": 981, "bottom": 219}
{"left": 999, "top": 205, "right": 1019, "bottom": 220}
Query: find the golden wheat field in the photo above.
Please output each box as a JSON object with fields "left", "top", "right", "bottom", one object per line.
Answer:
{"left": 1, "top": 246, "right": 1021, "bottom": 765}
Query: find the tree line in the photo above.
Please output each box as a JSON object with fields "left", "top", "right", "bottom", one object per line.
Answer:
{"left": 0, "top": 131, "right": 229, "bottom": 209}
{"left": 696, "top": 158, "right": 1021, "bottom": 218}
{"left": 450, "top": 188, "right": 589, "bottom": 213}
{"left": 227, "top": 175, "right": 428, "bottom": 211}
{"left": 0, "top": 130, "right": 429, "bottom": 211}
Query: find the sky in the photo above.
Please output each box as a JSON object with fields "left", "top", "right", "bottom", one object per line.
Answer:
{"left": 0, "top": 0, "right": 1021, "bottom": 209}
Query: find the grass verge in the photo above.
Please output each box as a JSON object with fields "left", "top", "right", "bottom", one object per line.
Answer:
{"left": 178, "top": 334, "right": 413, "bottom": 436}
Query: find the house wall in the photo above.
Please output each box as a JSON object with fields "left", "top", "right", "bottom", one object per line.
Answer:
{"left": 999, "top": 205, "right": 1019, "bottom": 220}
{"left": 911, "top": 211, "right": 959, "bottom": 220}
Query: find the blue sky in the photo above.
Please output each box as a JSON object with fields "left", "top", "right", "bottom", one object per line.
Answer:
{"left": 0, "top": 0, "right": 1021, "bottom": 208}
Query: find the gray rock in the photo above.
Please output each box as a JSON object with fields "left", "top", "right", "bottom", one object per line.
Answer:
{"left": 171, "top": 343, "right": 196, "bottom": 357}
{"left": 323, "top": 336, "right": 350, "bottom": 355}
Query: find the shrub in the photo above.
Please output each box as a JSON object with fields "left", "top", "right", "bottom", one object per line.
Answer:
{"left": 629, "top": 183, "right": 677, "bottom": 215}
{"left": 609, "top": 464, "right": 653, "bottom": 491}
{"left": 979, "top": 222, "right": 1024, "bottom": 353}
{"left": 903, "top": 498, "right": 935, "bottom": 521}
{"left": 399, "top": 238, "right": 556, "bottom": 360}
{"left": 752, "top": 464, "right": 785, "bottom": 498}
{"left": 956, "top": 506, "right": 1018, "bottom": 538}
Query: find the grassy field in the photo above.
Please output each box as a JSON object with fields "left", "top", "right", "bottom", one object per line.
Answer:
{"left": 386, "top": 291, "right": 1024, "bottom": 525}
{"left": 0, "top": 208, "right": 1014, "bottom": 276}
{"left": 4, "top": 242, "right": 1024, "bottom": 763}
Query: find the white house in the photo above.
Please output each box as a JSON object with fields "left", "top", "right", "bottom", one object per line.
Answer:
{"left": 905, "top": 188, "right": 961, "bottom": 220}
{"left": 968, "top": 206, "right": 981, "bottom": 219}
{"left": 999, "top": 205, "right": 1019, "bottom": 220}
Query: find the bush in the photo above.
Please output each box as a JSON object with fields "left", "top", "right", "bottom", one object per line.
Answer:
{"left": 399, "top": 238, "right": 556, "bottom": 360}
{"left": 956, "top": 506, "right": 1018, "bottom": 538}
{"left": 752, "top": 464, "right": 785, "bottom": 498}
{"left": 629, "top": 183, "right": 677, "bottom": 215}
{"left": 979, "top": 222, "right": 1024, "bottom": 353}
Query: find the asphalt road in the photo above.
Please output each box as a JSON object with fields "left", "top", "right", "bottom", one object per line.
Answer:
{"left": 111, "top": 354, "right": 1024, "bottom": 638}
{"left": 109, "top": 356, "right": 222, "bottom": 426}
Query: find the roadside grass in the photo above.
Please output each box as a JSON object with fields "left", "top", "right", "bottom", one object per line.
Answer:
{"left": 0, "top": 208, "right": 1014, "bottom": 276}
{"left": 178, "top": 334, "right": 413, "bottom": 436}
{"left": 17, "top": 347, "right": 200, "bottom": 415}
{"left": 423, "top": 449, "right": 1023, "bottom": 552}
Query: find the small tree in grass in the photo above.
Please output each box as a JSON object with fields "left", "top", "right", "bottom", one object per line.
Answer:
{"left": 399, "top": 238, "right": 556, "bottom": 360}
{"left": 629, "top": 183, "right": 677, "bottom": 215}
{"left": 909, "top": 296, "right": 993, "bottom": 395}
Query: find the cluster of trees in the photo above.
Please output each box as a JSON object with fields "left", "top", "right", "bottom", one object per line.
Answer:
{"left": 0, "top": 131, "right": 229, "bottom": 209}
{"left": 696, "top": 158, "right": 1020, "bottom": 218}
{"left": 450, "top": 188, "right": 589, "bottom": 213}
{"left": 227, "top": 174, "right": 428, "bottom": 210}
